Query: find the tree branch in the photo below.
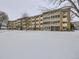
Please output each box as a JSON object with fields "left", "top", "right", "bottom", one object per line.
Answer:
{"left": 70, "top": 10, "right": 79, "bottom": 17}
{"left": 68, "top": 0, "right": 79, "bottom": 14}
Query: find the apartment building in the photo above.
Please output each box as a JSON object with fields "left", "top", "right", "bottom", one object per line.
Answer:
{"left": 18, "top": 17, "right": 27, "bottom": 30}
{"left": 15, "top": 19, "right": 21, "bottom": 30}
{"left": 7, "top": 21, "right": 13, "bottom": 30}
{"left": 43, "top": 8, "right": 71, "bottom": 31}
{"left": 9, "top": 17, "right": 29, "bottom": 30}
{"left": 35, "top": 15, "right": 43, "bottom": 30}
{"left": 7, "top": 21, "right": 16, "bottom": 30}
{"left": 8, "top": 7, "right": 72, "bottom": 31}
{"left": 29, "top": 15, "right": 43, "bottom": 30}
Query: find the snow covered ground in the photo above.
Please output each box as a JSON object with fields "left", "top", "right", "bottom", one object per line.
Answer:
{"left": 0, "top": 30, "right": 79, "bottom": 59}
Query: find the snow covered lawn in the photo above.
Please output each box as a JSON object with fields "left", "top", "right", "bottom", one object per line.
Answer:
{"left": 0, "top": 30, "right": 79, "bottom": 59}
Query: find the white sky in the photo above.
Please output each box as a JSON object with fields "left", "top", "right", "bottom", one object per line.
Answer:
{"left": 0, "top": 0, "right": 49, "bottom": 20}
{"left": 0, "top": 0, "right": 79, "bottom": 21}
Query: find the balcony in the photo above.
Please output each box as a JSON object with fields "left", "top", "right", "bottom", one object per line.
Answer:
{"left": 63, "top": 23, "right": 67, "bottom": 27}
{"left": 63, "top": 18, "right": 68, "bottom": 22}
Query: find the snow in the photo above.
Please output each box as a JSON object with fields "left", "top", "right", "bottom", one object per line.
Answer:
{"left": 0, "top": 30, "right": 79, "bottom": 59}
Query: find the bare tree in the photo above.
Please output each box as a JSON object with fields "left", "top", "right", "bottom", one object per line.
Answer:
{"left": 47, "top": 0, "right": 79, "bottom": 17}
{"left": 0, "top": 11, "right": 8, "bottom": 29}
{"left": 22, "top": 13, "right": 28, "bottom": 18}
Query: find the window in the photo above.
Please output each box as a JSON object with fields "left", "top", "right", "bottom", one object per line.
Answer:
{"left": 40, "top": 23, "right": 43, "bottom": 25}
{"left": 51, "top": 16, "right": 53, "bottom": 18}
{"left": 43, "top": 22, "right": 50, "bottom": 24}
{"left": 57, "top": 15, "right": 60, "bottom": 18}
{"left": 51, "top": 15, "right": 60, "bottom": 19}
{"left": 63, "top": 11, "right": 67, "bottom": 14}
{"left": 43, "top": 17, "right": 50, "bottom": 19}
{"left": 63, "top": 16, "right": 67, "bottom": 18}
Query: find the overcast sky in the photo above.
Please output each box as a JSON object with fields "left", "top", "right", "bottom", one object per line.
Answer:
{"left": 0, "top": 0, "right": 49, "bottom": 20}
{"left": 0, "top": 0, "right": 78, "bottom": 21}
